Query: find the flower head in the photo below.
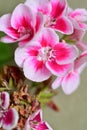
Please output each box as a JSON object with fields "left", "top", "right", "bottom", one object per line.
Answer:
{"left": 0, "top": 3, "right": 43, "bottom": 46}
{"left": 25, "top": 0, "right": 73, "bottom": 34}
{"left": 15, "top": 28, "right": 78, "bottom": 82}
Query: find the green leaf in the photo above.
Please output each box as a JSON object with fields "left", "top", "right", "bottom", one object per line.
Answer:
{"left": 8, "top": 77, "right": 14, "bottom": 88}
{"left": 37, "top": 88, "right": 54, "bottom": 107}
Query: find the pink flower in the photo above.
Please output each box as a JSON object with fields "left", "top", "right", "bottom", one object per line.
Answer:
{"left": 52, "top": 51, "right": 87, "bottom": 94}
{"left": 25, "top": 109, "right": 53, "bottom": 130}
{"left": 25, "top": 0, "right": 73, "bottom": 34}
{"left": 0, "top": 92, "right": 19, "bottom": 129}
{"left": 66, "top": 8, "right": 87, "bottom": 49}
{"left": 15, "top": 28, "right": 78, "bottom": 82}
{"left": 68, "top": 8, "right": 87, "bottom": 31}
{"left": 0, "top": 3, "right": 43, "bottom": 46}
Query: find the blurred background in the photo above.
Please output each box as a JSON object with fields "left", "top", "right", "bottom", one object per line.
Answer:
{"left": 0, "top": 0, "right": 87, "bottom": 130}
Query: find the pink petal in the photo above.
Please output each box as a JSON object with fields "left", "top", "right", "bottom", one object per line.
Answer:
{"left": 76, "top": 41, "right": 87, "bottom": 51}
{"left": 78, "top": 22, "right": 87, "bottom": 30}
{"left": 70, "top": 9, "right": 87, "bottom": 21}
{"left": 3, "top": 108, "right": 19, "bottom": 130}
{"left": 36, "top": 122, "right": 53, "bottom": 130}
{"left": 0, "top": 116, "right": 3, "bottom": 128}
{"left": 37, "top": 0, "right": 51, "bottom": 14}
{"left": 30, "top": 109, "right": 42, "bottom": 123}
{"left": 25, "top": 121, "right": 31, "bottom": 130}
{"left": 1, "top": 36, "right": 16, "bottom": 43}
{"left": 46, "top": 60, "right": 72, "bottom": 76}
{"left": 0, "top": 14, "right": 11, "bottom": 32}
{"left": 62, "top": 71, "right": 80, "bottom": 95}
{"left": 74, "top": 51, "right": 87, "bottom": 73}
{"left": 25, "top": 0, "right": 51, "bottom": 14}
{"left": 15, "top": 47, "right": 29, "bottom": 67}
{"left": 51, "top": 17, "right": 73, "bottom": 34}
{"left": 52, "top": 77, "right": 63, "bottom": 89}
{"left": 53, "top": 42, "right": 78, "bottom": 64}
{"left": 23, "top": 57, "right": 51, "bottom": 82}
{"left": 50, "top": 0, "right": 66, "bottom": 18}
{"left": 68, "top": 29, "right": 85, "bottom": 41}
{"left": 36, "top": 0, "right": 51, "bottom": 15}
{"left": 25, "top": 0, "right": 38, "bottom": 12}
{"left": 15, "top": 45, "right": 40, "bottom": 67}
{"left": 4, "top": 27, "right": 19, "bottom": 39}
{"left": 35, "top": 13, "right": 43, "bottom": 32}
{"left": 39, "top": 28, "right": 59, "bottom": 47}
{"left": 1, "top": 92, "right": 10, "bottom": 110}
{"left": 25, "top": 110, "right": 44, "bottom": 130}
{"left": 11, "top": 3, "right": 35, "bottom": 29}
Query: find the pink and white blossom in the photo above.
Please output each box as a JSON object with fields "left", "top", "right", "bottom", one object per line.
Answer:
{"left": 25, "top": 109, "right": 53, "bottom": 130}
{"left": 25, "top": 0, "right": 73, "bottom": 34}
{"left": 0, "top": 3, "right": 43, "bottom": 46}
{"left": 52, "top": 51, "right": 87, "bottom": 94}
{"left": 15, "top": 28, "right": 78, "bottom": 82}
{"left": 68, "top": 8, "right": 87, "bottom": 31}
{"left": 0, "top": 92, "right": 19, "bottom": 129}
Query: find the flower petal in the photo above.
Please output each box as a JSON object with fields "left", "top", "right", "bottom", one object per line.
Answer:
{"left": 78, "top": 22, "right": 87, "bottom": 30}
{"left": 68, "top": 29, "right": 85, "bottom": 42}
{"left": 25, "top": 121, "right": 31, "bottom": 130}
{"left": 51, "top": 17, "right": 73, "bottom": 34}
{"left": 46, "top": 60, "right": 72, "bottom": 76}
{"left": 36, "top": 122, "right": 53, "bottom": 130}
{"left": 15, "top": 47, "right": 29, "bottom": 67}
{"left": 29, "top": 109, "right": 42, "bottom": 123}
{"left": 15, "top": 45, "right": 40, "bottom": 67}
{"left": 11, "top": 3, "right": 35, "bottom": 29}
{"left": 76, "top": 41, "right": 87, "bottom": 51}
{"left": 3, "top": 108, "right": 19, "bottom": 130}
{"left": 62, "top": 71, "right": 80, "bottom": 95}
{"left": 0, "top": 14, "right": 11, "bottom": 32}
{"left": 1, "top": 36, "right": 16, "bottom": 43}
{"left": 35, "top": 13, "right": 43, "bottom": 32}
{"left": 70, "top": 9, "right": 87, "bottom": 22}
{"left": 74, "top": 51, "right": 87, "bottom": 73}
{"left": 0, "top": 117, "right": 3, "bottom": 128}
{"left": 52, "top": 77, "right": 63, "bottom": 89}
{"left": 25, "top": 0, "right": 51, "bottom": 14}
{"left": 23, "top": 57, "right": 51, "bottom": 82}
{"left": 25, "top": 110, "right": 43, "bottom": 130}
{"left": 50, "top": 0, "right": 66, "bottom": 18}
{"left": 53, "top": 42, "right": 78, "bottom": 64}
{"left": 39, "top": 28, "right": 59, "bottom": 47}
{"left": 1, "top": 92, "right": 10, "bottom": 109}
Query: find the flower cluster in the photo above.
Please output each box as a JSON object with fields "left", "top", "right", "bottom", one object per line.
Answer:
{"left": 0, "top": 0, "right": 87, "bottom": 129}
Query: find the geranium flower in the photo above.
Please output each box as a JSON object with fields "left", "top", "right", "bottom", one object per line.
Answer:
{"left": 25, "top": 0, "right": 73, "bottom": 34}
{"left": 0, "top": 92, "right": 19, "bottom": 129}
{"left": 68, "top": 8, "right": 87, "bottom": 31}
{"left": 25, "top": 109, "right": 53, "bottom": 130}
{"left": 15, "top": 28, "right": 78, "bottom": 82}
{"left": 0, "top": 3, "right": 43, "bottom": 46}
{"left": 52, "top": 51, "right": 87, "bottom": 94}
